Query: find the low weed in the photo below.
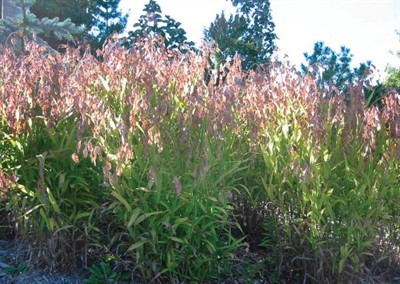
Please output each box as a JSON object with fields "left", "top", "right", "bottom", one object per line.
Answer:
{"left": 85, "top": 261, "right": 130, "bottom": 284}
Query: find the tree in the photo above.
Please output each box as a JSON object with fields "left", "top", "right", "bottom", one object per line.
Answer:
{"left": 29, "top": 0, "right": 89, "bottom": 48}
{"left": 385, "top": 64, "right": 400, "bottom": 91}
{"left": 204, "top": 0, "right": 277, "bottom": 71}
{"left": 384, "top": 32, "right": 400, "bottom": 91}
{"left": 0, "top": 0, "right": 83, "bottom": 53}
{"left": 30, "top": 0, "right": 91, "bottom": 28}
{"left": 88, "top": 0, "right": 128, "bottom": 51}
{"left": 30, "top": 0, "right": 127, "bottom": 51}
{"left": 124, "top": 0, "right": 194, "bottom": 51}
{"left": 301, "top": 41, "right": 372, "bottom": 95}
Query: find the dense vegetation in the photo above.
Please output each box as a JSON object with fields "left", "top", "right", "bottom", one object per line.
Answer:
{"left": 0, "top": 39, "right": 399, "bottom": 283}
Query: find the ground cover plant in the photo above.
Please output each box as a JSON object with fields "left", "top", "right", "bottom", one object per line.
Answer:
{"left": 0, "top": 38, "right": 400, "bottom": 283}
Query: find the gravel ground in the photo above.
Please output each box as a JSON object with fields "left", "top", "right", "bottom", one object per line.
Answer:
{"left": 0, "top": 270, "right": 84, "bottom": 284}
{"left": 0, "top": 239, "right": 85, "bottom": 284}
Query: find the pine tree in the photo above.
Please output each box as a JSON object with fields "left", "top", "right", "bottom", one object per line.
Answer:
{"left": 30, "top": 0, "right": 91, "bottom": 29}
{"left": 204, "top": 0, "right": 277, "bottom": 71}
{"left": 129, "top": 0, "right": 163, "bottom": 41}
{"left": 0, "top": 0, "right": 83, "bottom": 53}
{"left": 125, "top": 0, "right": 194, "bottom": 51}
{"left": 88, "top": 0, "right": 128, "bottom": 51}
{"left": 29, "top": 0, "right": 127, "bottom": 51}
{"left": 301, "top": 41, "right": 372, "bottom": 94}
{"left": 29, "top": 0, "right": 91, "bottom": 49}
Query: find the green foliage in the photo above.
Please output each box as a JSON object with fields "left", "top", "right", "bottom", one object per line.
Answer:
{"left": 257, "top": 97, "right": 400, "bottom": 282}
{"left": 384, "top": 32, "right": 400, "bottom": 90}
{"left": 0, "top": 117, "right": 23, "bottom": 216}
{"left": 125, "top": 0, "right": 194, "bottom": 51}
{"left": 6, "top": 116, "right": 104, "bottom": 269}
{"left": 0, "top": 0, "right": 83, "bottom": 53}
{"left": 28, "top": 0, "right": 127, "bottom": 52}
{"left": 4, "top": 263, "right": 27, "bottom": 276}
{"left": 29, "top": 0, "right": 88, "bottom": 49}
{"left": 301, "top": 41, "right": 372, "bottom": 94}
{"left": 0, "top": 118, "right": 22, "bottom": 175}
{"left": 97, "top": 84, "right": 243, "bottom": 282}
{"left": 89, "top": 0, "right": 128, "bottom": 51}
{"left": 30, "top": 0, "right": 92, "bottom": 28}
{"left": 85, "top": 261, "right": 129, "bottom": 284}
{"left": 204, "top": 0, "right": 277, "bottom": 71}
{"left": 30, "top": 0, "right": 127, "bottom": 52}
{"left": 385, "top": 67, "right": 400, "bottom": 89}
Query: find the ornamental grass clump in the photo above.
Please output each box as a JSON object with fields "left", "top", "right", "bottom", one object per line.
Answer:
{"left": 0, "top": 38, "right": 399, "bottom": 282}
{"left": 0, "top": 39, "right": 245, "bottom": 281}
{"left": 247, "top": 67, "right": 400, "bottom": 282}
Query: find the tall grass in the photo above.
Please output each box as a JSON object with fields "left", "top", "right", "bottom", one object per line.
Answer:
{"left": 0, "top": 39, "right": 399, "bottom": 282}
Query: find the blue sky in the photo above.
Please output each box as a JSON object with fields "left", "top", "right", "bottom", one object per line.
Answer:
{"left": 120, "top": 0, "right": 400, "bottom": 79}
